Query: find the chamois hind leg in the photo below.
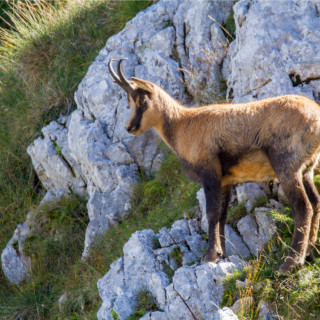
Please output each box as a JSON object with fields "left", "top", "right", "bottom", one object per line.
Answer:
{"left": 268, "top": 152, "right": 313, "bottom": 273}
{"left": 302, "top": 162, "right": 320, "bottom": 261}
{"left": 201, "top": 167, "right": 223, "bottom": 263}
{"left": 219, "top": 185, "right": 232, "bottom": 258}
{"left": 279, "top": 173, "right": 313, "bottom": 273}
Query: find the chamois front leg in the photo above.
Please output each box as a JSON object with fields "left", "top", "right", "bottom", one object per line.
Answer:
{"left": 201, "top": 168, "right": 223, "bottom": 263}
{"left": 219, "top": 185, "right": 232, "bottom": 258}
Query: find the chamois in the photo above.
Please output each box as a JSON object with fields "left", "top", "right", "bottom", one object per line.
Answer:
{"left": 109, "top": 58, "right": 320, "bottom": 274}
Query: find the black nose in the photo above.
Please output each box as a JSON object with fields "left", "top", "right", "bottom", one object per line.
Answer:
{"left": 126, "top": 126, "right": 132, "bottom": 133}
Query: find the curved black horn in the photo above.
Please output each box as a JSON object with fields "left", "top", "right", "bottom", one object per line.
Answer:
{"left": 108, "top": 59, "right": 123, "bottom": 88}
{"left": 117, "top": 58, "right": 135, "bottom": 93}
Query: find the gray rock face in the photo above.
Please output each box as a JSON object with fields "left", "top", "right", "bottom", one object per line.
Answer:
{"left": 1, "top": 214, "right": 32, "bottom": 284}
{"left": 232, "top": 296, "right": 253, "bottom": 315}
{"left": 212, "top": 307, "right": 239, "bottom": 320}
{"left": 225, "top": 0, "right": 320, "bottom": 103}
{"left": 173, "top": 0, "right": 233, "bottom": 104}
{"left": 97, "top": 218, "right": 244, "bottom": 320}
{"left": 237, "top": 208, "right": 277, "bottom": 256}
{"left": 235, "top": 183, "right": 267, "bottom": 212}
{"left": 257, "top": 301, "right": 279, "bottom": 320}
{"left": 237, "top": 214, "right": 262, "bottom": 256}
{"left": 225, "top": 225, "right": 251, "bottom": 259}
{"left": 255, "top": 208, "right": 277, "bottom": 244}
{"left": 27, "top": 117, "right": 87, "bottom": 196}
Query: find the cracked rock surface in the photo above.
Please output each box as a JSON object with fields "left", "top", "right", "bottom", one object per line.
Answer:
{"left": 97, "top": 216, "right": 245, "bottom": 320}
{"left": 224, "top": 0, "right": 320, "bottom": 103}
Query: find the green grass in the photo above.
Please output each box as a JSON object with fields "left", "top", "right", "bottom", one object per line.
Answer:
{"left": 170, "top": 246, "right": 183, "bottom": 268}
{"left": 222, "top": 9, "right": 236, "bottom": 42}
{"left": 0, "top": 195, "right": 88, "bottom": 320}
{"left": 0, "top": 147, "right": 199, "bottom": 319}
{"left": 222, "top": 205, "right": 320, "bottom": 320}
{"left": 0, "top": 0, "right": 153, "bottom": 255}
{"left": 227, "top": 203, "right": 247, "bottom": 228}
{"left": 127, "top": 290, "right": 158, "bottom": 320}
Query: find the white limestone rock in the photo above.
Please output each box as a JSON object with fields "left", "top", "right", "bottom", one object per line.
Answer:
{"left": 1, "top": 215, "right": 32, "bottom": 284}
{"left": 237, "top": 208, "right": 277, "bottom": 256}
{"left": 211, "top": 307, "right": 239, "bottom": 320}
{"left": 1, "top": 191, "right": 67, "bottom": 284}
{"left": 97, "top": 217, "right": 245, "bottom": 320}
{"left": 174, "top": 0, "right": 233, "bottom": 104}
{"left": 225, "top": 0, "right": 320, "bottom": 102}
{"left": 196, "top": 188, "right": 208, "bottom": 234}
{"left": 225, "top": 225, "right": 251, "bottom": 259}
{"left": 27, "top": 119, "right": 87, "bottom": 196}
{"left": 232, "top": 297, "right": 253, "bottom": 315}
{"left": 254, "top": 207, "right": 277, "bottom": 244}
{"left": 235, "top": 183, "right": 267, "bottom": 212}
{"left": 237, "top": 214, "right": 262, "bottom": 256}
{"left": 257, "top": 301, "right": 279, "bottom": 320}
{"left": 140, "top": 311, "right": 169, "bottom": 320}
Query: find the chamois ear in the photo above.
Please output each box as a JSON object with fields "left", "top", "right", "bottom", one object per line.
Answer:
{"left": 131, "top": 77, "right": 154, "bottom": 93}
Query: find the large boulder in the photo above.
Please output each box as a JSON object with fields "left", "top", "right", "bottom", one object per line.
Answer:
{"left": 97, "top": 217, "right": 244, "bottom": 320}
{"left": 224, "top": 0, "right": 320, "bottom": 103}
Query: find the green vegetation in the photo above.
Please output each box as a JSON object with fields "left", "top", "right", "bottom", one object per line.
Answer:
{"left": 128, "top": 290, "right": 158, "bottom": 320}
{"left": 251, "top": 196, "right": 269, "bottom": 209}
{"left": 1, "top": 1, "right": 320, "bottom": 319}
{"left": 222, "top": 9, "right": 236, "bottom": 42}
{"left": 0, "top": 0, "right": 162, "bottom": 319}
{"left": 170, "top": 246, "right": 183, "bottom": 268}
{"left": 222, "top": 205, "right": 320, "bottom": 320}
{"left": 227, "top": 203, "right": 247, "bottom": 228}
{"left": 0, "top": 144, "right": 199, "bottom": 319}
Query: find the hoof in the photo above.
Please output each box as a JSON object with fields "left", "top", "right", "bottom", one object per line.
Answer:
{"left": 305, "top": 252, "right": 314, "bottom": 262}
{"left": 201, "top": 250, "right": 222, "bottom": 264}
{"left": 279, "top": 257, "right": 301, "bottom": 275}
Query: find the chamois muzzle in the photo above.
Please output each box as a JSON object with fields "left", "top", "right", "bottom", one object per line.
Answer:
{"left": 108, "top": 58, "right": 135, "bottom": 94}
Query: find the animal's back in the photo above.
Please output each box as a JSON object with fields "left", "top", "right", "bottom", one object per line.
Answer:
{"left": 179, "top": 95, "right": 320, "bottom": 158}
{"left": 175, "top": 95, "right": 320, "bottom": 185}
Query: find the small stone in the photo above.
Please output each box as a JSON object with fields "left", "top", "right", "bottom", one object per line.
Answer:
{"left": 58, "top": 292, "right": 68, "bottom": 313}
{"left": 225, "top": 224, "right": 251, "bottom": 259}
{"left": 231, "top": 297, "right": 254, "bottom": 315}
{"left": 297, "top": 269, "right": 313, "bottom": 286}
{"left": 212, "top": 307, "right": 239, "bottom": 320}
{"left": 257, "top": 300, "right": 279, "bottom": 320}
{"left": 269, "top": 199, "right": 283, "bottom": 211}
{"left": 236, "top": 280, "right": 246, "bottom": 289}
{"left": 237, "top": 215, "right": 262, "bottom": 256}
{"left": 235, "top": 183, "right": 267, "bottom": 212}
{"left": 254, "top": 208, "right": 277, "bottom": 244}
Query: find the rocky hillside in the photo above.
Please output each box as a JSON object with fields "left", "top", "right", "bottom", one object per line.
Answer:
{"left": 2, "top": 0, "right": 320, "bottom": 319}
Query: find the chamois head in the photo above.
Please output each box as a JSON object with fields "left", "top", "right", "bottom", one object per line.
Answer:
{"left": 109, "top": 58, "right": 157, "bottom": 136}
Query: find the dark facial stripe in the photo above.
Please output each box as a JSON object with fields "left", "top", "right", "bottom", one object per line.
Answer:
{"left": 130, "top": 102, "right": 147, "bottom": 131}
{"left": 128, "top": 89, "right": 150, "bottom": 132}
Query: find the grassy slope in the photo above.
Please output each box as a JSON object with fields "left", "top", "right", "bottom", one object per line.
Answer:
{"left": 222, "top": 204, "right": 320, "bottom": 320}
